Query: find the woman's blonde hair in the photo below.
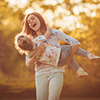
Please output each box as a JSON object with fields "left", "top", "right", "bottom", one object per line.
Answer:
{"left": 22, "top": 12, "right": 47, "bottom": 37}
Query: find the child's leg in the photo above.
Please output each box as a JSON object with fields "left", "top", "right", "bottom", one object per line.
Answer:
{"left": 68, "top": 57, "right": 88, "bottom": 77}
{"left": 68, "top": 57, "right": 81, "bottom": 71}
{"left": 75, "top": 48, "right": 90, "bottom": 58}
{"left": 75, "top": 48, "right": 100, "bottom": 63}
{"left": 59, "top": 45, "right": 88, "bottom": 77}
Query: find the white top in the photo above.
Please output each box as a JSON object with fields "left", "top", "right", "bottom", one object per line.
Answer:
{"left": 33, "top": 35, "right": 61, "bottom": 67}
{"left": 26, "top": 29, "right": 81, "bottom": 76}
{"left": 31, "top": 35, "right": 61, "bottom": 67}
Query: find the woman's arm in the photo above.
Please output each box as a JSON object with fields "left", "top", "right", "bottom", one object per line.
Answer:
{"left": 26, "top": 42, "right": 46, "bottom": 67}
{"left": 55, "top": 30, "right": 81, "bottom": 46}
{"left": 54, "top": 30, "right": 81, "bottom": 63}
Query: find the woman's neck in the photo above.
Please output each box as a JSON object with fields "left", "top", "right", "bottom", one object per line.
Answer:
{"left": 44, "top": 27, "right": 51, "bottom": 39}
{"left": 36, "top": 30, "right": 43, "bottom": 36}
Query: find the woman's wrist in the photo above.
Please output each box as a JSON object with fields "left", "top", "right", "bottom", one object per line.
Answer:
{"left": 34, "top": 53, "right": 41, "bottom": 59}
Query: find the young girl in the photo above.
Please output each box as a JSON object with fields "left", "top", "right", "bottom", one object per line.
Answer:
{"left": 14, "top": 33, "right": 100, "bottom": 77}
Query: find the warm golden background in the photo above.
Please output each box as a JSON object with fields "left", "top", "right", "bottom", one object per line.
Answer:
{"left": 0, "top": 0, "right": 100, "bottom": 100}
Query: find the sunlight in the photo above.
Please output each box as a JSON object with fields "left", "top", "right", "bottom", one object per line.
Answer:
{"left": 57, "top": 6, "right": 65, "bottom": 12}
{"left": 93, "top": 0, "right": 100, "bottom": 2}
{"left": 72, "top": 3, "right": 99, "bottom": 17}
{"left": 70, "top": 0, "right": 82, "bottom": 4}
{"left": 76, "top": 23, "right": 83, "bottom": 29}
{"left": 43, "top": 9, "right": 53, "bottom": 21}
{"left": 91, "top": 12, "right": 96, "bottom": 17}
{"left": 5, "top": 0, "right": 100, "bottom": 30}
{"left": 73, "top": 6, "right": 80, "bottom": 15}
{"left": 24, "top": 7, "right": 34, "bottom": 15}
{"left": 43, "top": 0, "right": 57, "bottom": 5}
{"left": 57, "top": 0, "right": 64, "bottom": 3}
{"left": 5, "top": 0, "right": 28, "bottom": 8}
{"left": 24, "top": 3, "right": 44, "bottom": 15}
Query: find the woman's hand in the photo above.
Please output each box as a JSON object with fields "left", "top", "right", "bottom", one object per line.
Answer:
{"left": 35, "top": 42, "right": 46, "bottom": 56}
{"left": 66, "top": 44, "right": 80, "bottom": 64}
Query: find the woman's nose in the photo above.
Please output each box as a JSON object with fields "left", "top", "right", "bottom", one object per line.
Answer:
{"left": 28, "top": 19, "right": 32, "bottom": 23}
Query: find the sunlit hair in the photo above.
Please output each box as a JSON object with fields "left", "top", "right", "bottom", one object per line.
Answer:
{"left": 14, "top": 33, "right": 33, "bottom": 55}
{"left": 22, "top": 12, "right": 47, "bottom": 38}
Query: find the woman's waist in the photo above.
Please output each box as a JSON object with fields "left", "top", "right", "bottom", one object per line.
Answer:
{"left": 35, "top": 62, "right": 65, "bottom": 71}
{"left": 35, "top": 65, "right": 65, "bottom": 76}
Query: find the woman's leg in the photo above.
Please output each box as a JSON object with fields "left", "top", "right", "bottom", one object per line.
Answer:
{"left": 35, "top": 74, "right": 49, "bottom": 100}
{"left": 48, "top": 72, "right": 63, "bottom": 100}
{"left": 36, "top": 72, "right": 63, "bottom": 100}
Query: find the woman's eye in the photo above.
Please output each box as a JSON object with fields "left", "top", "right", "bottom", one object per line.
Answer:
{"left": 32, "top": 18, "right": 35, "bottom": 20}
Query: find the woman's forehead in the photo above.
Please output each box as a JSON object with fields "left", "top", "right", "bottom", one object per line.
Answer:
{"left": 27, "top": 14, "right": 36, "bottom": 20}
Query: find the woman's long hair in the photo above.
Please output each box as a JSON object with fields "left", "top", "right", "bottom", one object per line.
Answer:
{"left": 22, "top": 12, "right": 47, "bottom": 38}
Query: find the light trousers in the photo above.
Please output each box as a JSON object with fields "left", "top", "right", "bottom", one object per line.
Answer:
{"left": 35, "top": 72, "right": 63, "bottom": 100}
{"left": 58, "top": 45, "right": 90, "bottom": 71}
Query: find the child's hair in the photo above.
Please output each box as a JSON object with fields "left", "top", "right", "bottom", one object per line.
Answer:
{"left": 14, "top": 33, "right": 33, "bottom": 55}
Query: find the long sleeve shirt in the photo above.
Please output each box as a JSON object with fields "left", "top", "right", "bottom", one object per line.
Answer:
{"left": 26, "top": 29, "right": 80, "bottom": 76}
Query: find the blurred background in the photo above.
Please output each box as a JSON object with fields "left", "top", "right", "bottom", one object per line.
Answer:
{"left": 0, "top": 0, "right": 100, "bottom": 100}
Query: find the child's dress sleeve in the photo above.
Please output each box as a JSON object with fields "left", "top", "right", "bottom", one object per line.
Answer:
{"left": 35, "top": 35, "right": 46, "bottom": 41}
{"left": 52, "top": 30, "right": 81, "bottom": 46}
{"left": 33, "top": 35, "right": 47, "bottom": 47}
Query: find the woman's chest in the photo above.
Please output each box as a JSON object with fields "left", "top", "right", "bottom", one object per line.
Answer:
{"left": 44, "top": 35, "right": 60, "bottom": 46}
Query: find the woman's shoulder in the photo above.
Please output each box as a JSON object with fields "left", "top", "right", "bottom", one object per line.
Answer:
{"left": 51, "top": 29, "right": 58, "bottom": 33}
{"left": 51, "top": 29, "right": 62, "bottom": 34}
{"left": 50, "top": 29, "right": 60, "bottom": 35}
{"left": 50, "top": 29, "right": 63, "bottom": 38}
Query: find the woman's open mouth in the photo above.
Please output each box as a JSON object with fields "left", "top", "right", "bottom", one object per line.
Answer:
{"left": 32, "top": 23, "right": 36, "bottom": 28}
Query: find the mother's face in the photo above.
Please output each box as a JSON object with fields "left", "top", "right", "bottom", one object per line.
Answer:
{"left": 27, "top": 14, "right": 41, "bottom": 32}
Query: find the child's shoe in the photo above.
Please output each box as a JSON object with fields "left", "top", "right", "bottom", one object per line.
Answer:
{"left": 77, "top": 68, "right": 88, "bottom": 78}
{"left": 88, "top": 53, "right": 100, "bottom": 63}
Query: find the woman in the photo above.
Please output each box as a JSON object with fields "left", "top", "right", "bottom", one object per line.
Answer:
{"left": 20, "top": 12, "right": 100, "bottom": 100}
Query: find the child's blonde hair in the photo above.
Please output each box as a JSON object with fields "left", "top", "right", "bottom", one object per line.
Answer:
{"left": 14, "top": 33, "right": 32, "bottom": 55}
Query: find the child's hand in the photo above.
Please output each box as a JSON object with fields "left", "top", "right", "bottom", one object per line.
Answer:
{"left": 36, "top": 36, "right": 46, "bottom": 41}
